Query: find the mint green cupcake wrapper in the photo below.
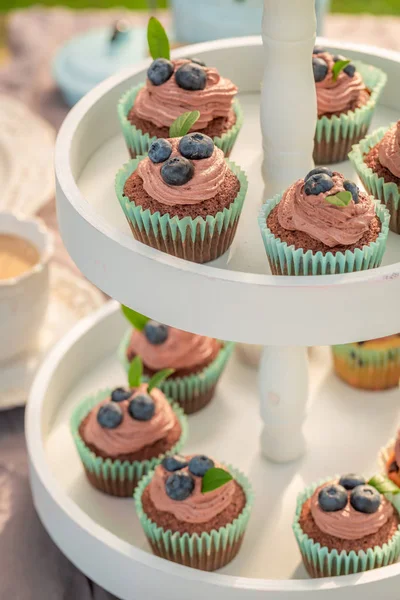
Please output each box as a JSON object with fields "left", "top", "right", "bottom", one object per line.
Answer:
{"left": 258, "top": 193, "right": 390, "bottom": 275}
{"left": 71, "top": 389, "right": 188, "bottom": 485}
{"left": 117, "top": 83, "right": 243, "bottom": 158}
{"left": 118, "top": 330, "right": 235, "bottom": 412}
{"left": 332, "top": 342, "right": 400, "bottom": 368}
{"left": 378, "top": 440, "right": 400, "bottom": 514}
{"left": 134, "top": 464, "right": 254, "bottom": 567}
{"left": 293, "top": 477, "right": 400, "bottom": 577}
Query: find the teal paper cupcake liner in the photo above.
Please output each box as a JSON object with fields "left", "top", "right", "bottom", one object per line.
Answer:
{"left": 314, "top": 61, "right": 387, "bottom": 164}
{"left": 378, "top": 440, "right": 400, "bottom": 515}
{"left": 293, "top": 478, "right": 400, "bottom": 578}
{"left": 117, "top": 83, "right": 243, "bottom": 158}
{"left": 71, "top": 389, "right": 188, "bottom": 497}
{"left": 115, "top": 156, "right": 248, "bottom": 264}
{"left": 118, "top": 330, "right": 235, "bottom": 414}
{"left": 134, "top": 464, "right": 254, "bottom": 571}
{"left": 258, "top": 193, "right": 390, "bottom": 275}
{"left": 349, "top": 124, "right": 400, "bottom": 234}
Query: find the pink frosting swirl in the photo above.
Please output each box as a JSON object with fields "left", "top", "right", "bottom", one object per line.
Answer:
{"left": 128, "top": 325, "right": 220, "bottom": 371}
{"left": 278, "top": 172, "right": 376, "bottom": 247}
{"left": 149, "top": 458, "right": 235, "bottom": 524}
{"left": 82, "top": 384, "right": 177, "bottom": 457}
{"left": 378, "top": 122, "right": 400, "bottom": 178}
{"left": 134, "top": 59, "right": 237, "bottom": 129}
{"left": 315, "top": 52, "right": 369, "bottom": 117}
{"left": 310, "top": 482, "right": 394, "bottom": 540}
{"left": 137, "top": 138, "right": 227, "bottom": 205}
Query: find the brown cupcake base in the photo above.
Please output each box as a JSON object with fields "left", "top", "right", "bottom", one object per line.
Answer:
{"left": 313, "top": 124, "right": 368, "bottom": 165}
{"left": 299, "top": 551, "right": 399, "bottom": 579}
{"left": 83, "top": 467, "right": 140, "bottom": 497}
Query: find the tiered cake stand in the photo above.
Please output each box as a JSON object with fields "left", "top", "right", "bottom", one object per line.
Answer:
{"left": 26, "top": 1, "right": 400, "bottom": 598}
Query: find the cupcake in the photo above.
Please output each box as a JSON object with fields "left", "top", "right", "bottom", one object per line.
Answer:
{"left": 258, "top": 168, "right": 390, "bottom": 275}
{"left": 332, "top": 335, "right": 400, "bottom": 390}
{"left": 119, "top": 305, "right": 234, "bottom": 414}
{"left": 293, "top": 474, "right": 400, "bottom": 578}
{"left": 380, "top": 430, "right": 400, "bottom": 502}
{"left": 118, "top": 18, "right": 242, "bottom": 159}
{"left": 71, "top": 362, "right": 187, "bottom": 497}
{"left": 134, "top": 454, "right": 253, "bottom": 571}
{"left": 312, "top": 46, "right": 386, "bottom": 164}
{"left": 116, "top": 112, "right": 247, "bottom": 263}
{"left": 350, "top": 121, "right": 400, "bottom": 234}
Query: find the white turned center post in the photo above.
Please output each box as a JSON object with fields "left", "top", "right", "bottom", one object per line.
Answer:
{"left": 259, "top": 0, "right": 316, "bottom": 462}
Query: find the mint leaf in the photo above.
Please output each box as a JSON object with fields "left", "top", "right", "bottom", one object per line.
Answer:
{"left": 325, "top": 191, "right": 352, "bottom": 207}
{"left": 121, "top": 305, "right": 149, "bottom": 331}
{"left": 169, "top": 111, "right": 200, "bottom": 138}
{"left": 368, "top": 474, "right": 400, "bottom": 495}
{"left": 147, "top": 17, "right": 170, "bottom": 60}
{"left": 147, "top": 368, "right": 175, "bottom": 393}
{"left": 202, "top": 467, "right": 233, "bottom": 493}
{"left": 128, "top": 356, "right": 143, "bottom": 388}
{"left": 332, "top": 59, "right": 351, "bottom": 82}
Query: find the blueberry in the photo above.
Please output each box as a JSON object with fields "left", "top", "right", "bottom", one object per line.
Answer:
{"left": 343, "top": 180, "right": 359, "bottom": 203}
{"left": 189, "top": 57, "right": 206, "bottom": 66}
{"left": 350, "top": 485, "right": 381, "bottom": 514}
{"left": 339, "top": 474, "right": 366, "bottom": 490}
{"left": 333, "top": 54, "right": 347, "bottom": 62}
{"left": 148, "top": 139, "right": 172, "bottom": 164}
{"left": 188, "top": 455, "right": 214, "bottom": 477}
{"left": 111, "top": 387, "right": 131, "bottom": 403}
{"left": 97, "top": 403, "right": 123, "bottom": 429}
{"left": 178, "top": 132, "right": 214, "bottom": 160}
{"left": 344, "top": 63, "right": 356, "bottom": 77}
{"left": 165, "top": 473, "right": 195, "bottom": 501}
{"left": 304, "top": 173, "right": 334, "bottom": 196}
{"left": 313, "top": 56, "right": 328, "bottom": 82}
{"left": 313, "top": 45, "right": 326, "bottom": 55}
{"left": 128, "top": 394, "right": 155, "bottom": 421}
{"left": 162, "top": 455, "right": 188, "bottom": 472}
{"left": 318, "top": 484, "right": 348, "bottom": 512}
{"left": 147, "top": 58, "right": 174, "bottom": 86}
{"left": 144, "top": 320, "right": 169, "bottom": 345}
{"left": 305, "top": 167, "right": 333, "bottom": 181}
{"left": 161, "top": 156, "right": 194, "bottom": 186}
{"left": 175, "top": 63, "right": 206, "bottom": 91}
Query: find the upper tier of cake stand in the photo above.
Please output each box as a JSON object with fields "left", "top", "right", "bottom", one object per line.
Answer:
{"left": 55, "top": 37, "right": 400, "bottom": 345}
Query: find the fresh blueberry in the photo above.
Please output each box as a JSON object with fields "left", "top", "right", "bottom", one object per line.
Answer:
{"left": 178, "top": 132, "right": 214, "bottom": 160}
{"left": 343, "top": 180, "right": 359, "bottom": 203}
{"left": 318, "top": 484, "right": 348, "bottom": 512}
{"left": 350, "top": 485, "right": 381, "bottom": 514}
{"left": 175, "top": 63, "right": 206, "bottom": 91}
{"left": 339, "top": 474, "right": 366, "bottom": 490}
{"left": 165, "top": 473, "right": 195, "bottom": 501}
{"left": 161, "top": 156, "right": 194, "bottom": 186}
{"left": 188, "top": 455, "right": 215, "bottom": 477}
{"left": 111, "top": 387, "right": 131, "bottom": 403}
{"left": 148, "top": 139, "right": 172, "bottom": 164}
{"left": 313, "top": 46, "right": 326, "bottom": 55}
{"left": 304, "top": 173, "right": 334, "bottom": 196}
{"left": 313, "top": 56, "right": 328, "bottom": 82}
{"left": 344, "top": 63, "right": 356, "bottom": 77}
{"left": 333, "top": 54, "right": 347, "bottom": 62}
{"left": 189, "top": 57, "right": 206, "bottom": 66}
{"left": 97, "top": 403, "right": 123, "bottom": 429}
{"left": 162, "top": 455, "right": 188, "bottom": 472}
{"left": 128, "top": 394, "right": 155, "bottom": 421}
{"left": 144, "top": 320, "right": 169, "bottom": 345}
{"left": 305, "top": 167, "right": 333, "bottom": 181}
{"left": 147, "top": 58, "right": 174, "bottom": 86}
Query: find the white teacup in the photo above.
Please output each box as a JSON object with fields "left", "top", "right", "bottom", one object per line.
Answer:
{"left": 0, "top": 213, "right": 53, "bottom": 362}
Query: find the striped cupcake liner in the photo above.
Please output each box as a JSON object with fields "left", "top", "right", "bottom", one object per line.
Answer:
{"left": 117, "top": 83, "right": 243, "bottom": 159}
{"left": 71, "top": 389, "right": 188, "bottom": 497}
{"left": 314, "top": 61, "right": 387, "bottom": 164}
{"left": 332, "top": 342, "right": 400, "bottom": 390}
{"left": 118, "top": 330, "right": 235, "bottom": 414}
{"left": 293, "top": 478, "right": 400, "bottom": 578}
{"left": 134, "top": 465, "right": 254, "bottom": 571}
{"left": 258, "top": 193, "right": 390, "bottom": 276}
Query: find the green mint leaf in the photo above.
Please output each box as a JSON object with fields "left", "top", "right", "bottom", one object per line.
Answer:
{"left": 169, "top": 111, "right": 200, "bottom": 138}
{"left": 147, "top": 368, "right": 175, "bottom": 393}
{"left": 325, "top": 191, "right": 352, "bottom": 207}
{"left": 147, "top": 17, "right": 170, "bottom": 60}
{"left": 121, "top": 305, "right": 149, "bottom": 331}
{"left": 332, "top": 59, "right": 351, "bottom": 82}
{"left": 201, "top": 467, "right": 233, "bottom": 494}
{"left": 368, "top": 474, "right": 400, "bottom": 495}
{"left": 128, "top": 356, "right": 143, "bottom": 388}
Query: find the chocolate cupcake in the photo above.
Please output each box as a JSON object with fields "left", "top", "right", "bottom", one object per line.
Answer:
{"left": 258, "top": 168, "right": 390, "bottom": 275}
{"left": 294, "top": 474, "right": 400, "bottom": 578}
{"left": 312, "top": 46, "right": 386, "bottom": 164}
{"left": 134, "top": 454, "right": 253, "bottom": 571}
